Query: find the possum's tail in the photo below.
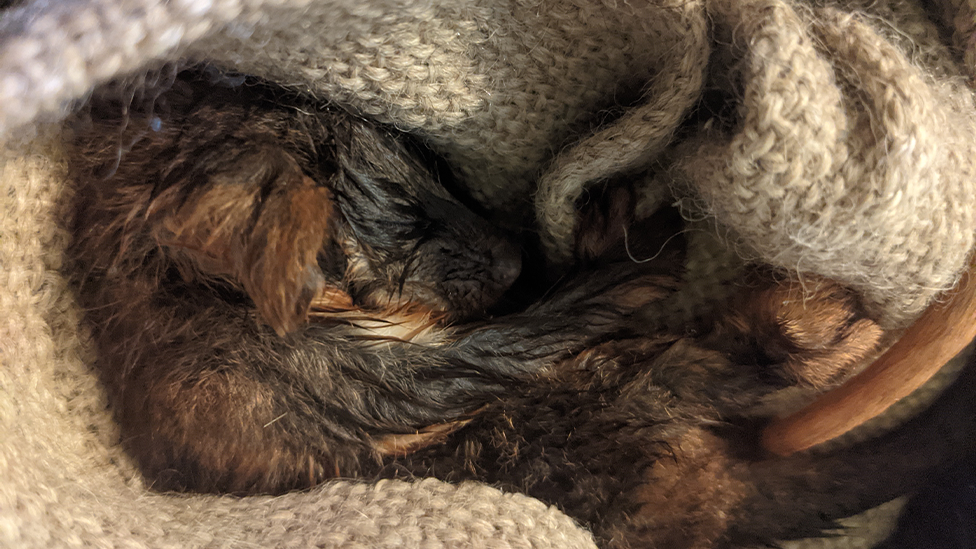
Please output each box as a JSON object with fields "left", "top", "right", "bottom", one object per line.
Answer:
{"left": 728, "top": 349, "right": 976, "bottom": 547}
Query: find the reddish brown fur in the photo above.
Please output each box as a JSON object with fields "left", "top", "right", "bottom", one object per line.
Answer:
{"left": 63, "top": 67, "right": 976, "bottom": 548}
{"left": 64, "top": 67, "right": 530, "bottom": 494}
{"left": 708, "top": 270, "right": 884, "bottom": 389}
{"left": 393, "top": 273, "right": 976, "bottom": 548}
{"left": 763, "top": 255, "right": 976, "bottom": 456}
{"left": 158, "top": 162, "right": 335, "bottom": 335}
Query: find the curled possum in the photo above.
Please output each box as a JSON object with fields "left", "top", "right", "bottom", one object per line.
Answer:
{"left": 66, "top": 70, "right": 976, "bottom": 548}
{"left": 64, "top": 68, "right": 545, "bottom": 492}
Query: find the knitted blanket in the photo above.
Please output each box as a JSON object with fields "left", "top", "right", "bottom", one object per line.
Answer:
{"left": 2, "top": 0, "right": 976, "bottom": 547}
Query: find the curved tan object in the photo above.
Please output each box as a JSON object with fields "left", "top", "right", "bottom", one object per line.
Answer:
{"left": 762, "top": 256, "right": 976, "bottom": 457}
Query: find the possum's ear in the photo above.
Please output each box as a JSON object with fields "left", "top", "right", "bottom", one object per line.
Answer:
{"left": 153, "top": 148, "right": 333, "bottom": 336}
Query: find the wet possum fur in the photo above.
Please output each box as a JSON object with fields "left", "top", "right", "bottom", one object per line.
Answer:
{"left": 65, "top": 67, "right": 535, "bottom": 491}
{"left": 65, "top": 70, "right": 976, "bottom": 549}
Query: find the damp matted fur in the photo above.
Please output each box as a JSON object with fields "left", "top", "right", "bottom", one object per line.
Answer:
{"left": 63, "top": 68, "right": 976, "bottom": 549}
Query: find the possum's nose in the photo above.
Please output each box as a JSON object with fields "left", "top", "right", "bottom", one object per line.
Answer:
{"left": 488, "top": 235, "right": 522, "bottom": 291}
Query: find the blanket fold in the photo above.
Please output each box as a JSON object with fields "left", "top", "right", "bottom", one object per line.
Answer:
{"left": 2, "top": 0, "right": 975, "bottom": 547}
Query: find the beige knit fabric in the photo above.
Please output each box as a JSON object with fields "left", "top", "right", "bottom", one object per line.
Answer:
{"left": 666, "top": 0, "right": 976, "bottom": 329}
{"left": 0, "top": 130, "right": 599, "bottom": 549}
{"left": 188, "top": 0, "right": 708, "bottom": 226}
{"left": 1, "top": 0, "right": 975, "bottom": 547}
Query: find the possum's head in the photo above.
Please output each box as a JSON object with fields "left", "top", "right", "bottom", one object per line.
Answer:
{"left": 69, "top": 73, "right": 521, "bottom": 335}
{"left": 324, "top": 117, "right": 521, "bottom": 322}
{"left": 150, "top": 117, "right": 520, "bottom": 334}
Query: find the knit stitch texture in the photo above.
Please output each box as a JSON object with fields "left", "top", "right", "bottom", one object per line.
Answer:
{"left": 1, "top": 0, "right": 975, "bottom": 547}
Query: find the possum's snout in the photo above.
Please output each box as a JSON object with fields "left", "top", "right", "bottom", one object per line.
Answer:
{"left": 486, "top": 232, "right": 522, "bottom": 294}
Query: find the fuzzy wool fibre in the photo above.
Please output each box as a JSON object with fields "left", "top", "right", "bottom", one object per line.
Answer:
{"left": 2, "top": 0, "right": 976, "bottom": 547}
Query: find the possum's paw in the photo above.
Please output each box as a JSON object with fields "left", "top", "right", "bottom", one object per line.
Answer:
{"left": 540, "top": 202, "right": 686, "bottom": 321}
{"left": 711, "top": 271, "right": 884, "bottom": 389}
{"left": 371, "top": 419, "right": 474, "bottom": 458}
{"left": 575, "top": 184, "right": 636, "bottom": 263}
{"left": 574, "top": 186, "right": 685, "bottom": 271}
